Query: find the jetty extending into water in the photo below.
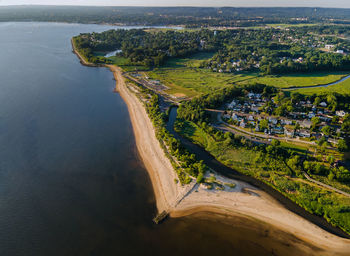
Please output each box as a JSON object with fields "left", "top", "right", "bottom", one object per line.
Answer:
{"left": 153, "top": 211, "right": 169, "bottom": 224}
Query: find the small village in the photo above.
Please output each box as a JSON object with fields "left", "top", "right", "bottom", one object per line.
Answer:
{"left": 222, "top": 91, "right": 348, "bottom": 147}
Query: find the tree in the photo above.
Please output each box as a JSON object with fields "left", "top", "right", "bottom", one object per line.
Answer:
{"left": 271, "top": 139, "right": 280, "bottom": 147}
{"left": 321, "top": 125, "right": 332, "bottom": 136}
{"left": 259, "top": 119, "right": 269, "bottom": 131}
{"left": 313, "top": 97, "right": 321, "bottom": 106}
{"left": 338, "top": 139, "right": 348, "bottom": 152}
{"left": 287, "top": 155, "right": 301, "bottom": 175}
{"left": 311, "top": 117, "right": 321, "bottom": 130}
{"left": 291, "top": 92, "right": 303, "bottom": 103}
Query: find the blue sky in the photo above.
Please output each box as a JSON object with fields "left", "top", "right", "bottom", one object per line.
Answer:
{"left": 1, "top": 0, "right": 350, "bottom": 8}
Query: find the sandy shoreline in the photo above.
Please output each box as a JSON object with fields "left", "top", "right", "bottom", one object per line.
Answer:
{"left": 107, "top": 64, "right": 350, "bottom": 255}
{"left": 71, "top": 39, "right": 350, "bottom": 254}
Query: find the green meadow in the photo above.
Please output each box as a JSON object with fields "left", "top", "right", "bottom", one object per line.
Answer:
{"left": 144, "top": 52, "right": 350, "bottom": 97}
{"left": 237, "top": 72, "right": 349, "bottom": 88}
{"left": 295, "top": 77, "right": 350, "bottom": 95}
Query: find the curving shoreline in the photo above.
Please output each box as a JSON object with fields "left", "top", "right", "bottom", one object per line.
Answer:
{"left": 107, "top": 64, "right": 350, "bottom": 255}
{"left": 71, "top": 42, "right": 350, "bottom": 254}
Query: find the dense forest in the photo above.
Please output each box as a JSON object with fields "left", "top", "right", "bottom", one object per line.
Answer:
{"left": 74, "top": 26, "right": 350, "bottom": 73}
{"left": 3, "top": 6, "right": 350, "bottom": 27}
{"left": 73, "top": 29, "right": 218, "bottom": 67}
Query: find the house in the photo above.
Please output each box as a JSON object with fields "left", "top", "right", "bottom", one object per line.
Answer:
{"left": 232, "top": 113, "right": 238, "bottom": 121}
{"left": 336, "top": 110, "right": 347, "bottom": 117}
{"left": 308, "top": 112, "right": 315, "bottom": 118}
{"left": 300, "top": 120, "right": 312, "bottom": 129}
{"left": 273, "top": 126, "right": 284, "bottom": 134}
{"left": 325, "top": 44, "right": 335, "bottom": 50}
{"left": 223, "top": 114, "right": 231, "bottom": 119}
{"left": 298, "top": 129, "right": 311, "bottom": 138}
{"left": 269, "top": 118, "right": 278, "bottom": 125}
{"left": 248, "top": 115, "right": 255, "bottom": 121}
{"left": 328, "top": 138, "right": 339, "bottom": 145}
{"left": 251, "top": 104, "right": 259, "bottom": 112}
{"left": 255, "top": 125, "right": 260, "bottom": 132}
{"left": 240, "top": 121, "right": 246, "bottom": 128}
{"left": 281, "top": 119, "right": 293, "bottom": 125}
{"left": 284, "top": 127, "right": 295, "bottom": 137}
{"left": 228, "top": 100, "right": 237, "bottom": 109}
{"left": 320, "top": 102, "right": 327, "bottom": 107}
{"left": 336, "top": 50, "right": 344, "bottom": 54}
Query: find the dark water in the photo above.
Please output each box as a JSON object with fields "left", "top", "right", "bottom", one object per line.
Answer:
{"left": 0, "top": 22, "right": 316, "bottom": 256}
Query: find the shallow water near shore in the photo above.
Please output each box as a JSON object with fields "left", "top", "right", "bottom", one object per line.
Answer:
{"left": 0, "top": 22, "right": 318, "bottom": 256}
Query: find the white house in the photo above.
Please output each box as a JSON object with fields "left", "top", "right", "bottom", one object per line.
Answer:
{"left": 336, "top": 50, "right": 344, "bottom": 54}
{"left": 325, "top": 44, "right": 335, "bottom": 50}
{"left": 336, "top": 110, "right": 347, "bottom": 117}
{"left": 281, "top": 119, "right": 293, "bottom": 125}
{"left": 298, "top": 129, "right": 311, "bottom": 138}
{"left": 320, "top": 102, "right": 327, "bottom": 107}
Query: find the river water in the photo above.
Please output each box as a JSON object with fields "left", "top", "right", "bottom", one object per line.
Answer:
{"left": 0, "top": 22, "right": 319, "bottom": 256}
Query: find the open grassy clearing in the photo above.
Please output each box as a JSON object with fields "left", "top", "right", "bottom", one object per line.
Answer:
{"left": 99, "top": 51, "right": 350, "bottom": 96}
{"left": 236, "top": 72, "right": 349, "bottom": 88}
{"left": 147, "top": 68, "right": 256, "bottom": 97}
{"left": 295, "top": 77, "right": 350, "bottom": 95}
{"left": 145, "top": 53, "right": 350, "bottom": 97}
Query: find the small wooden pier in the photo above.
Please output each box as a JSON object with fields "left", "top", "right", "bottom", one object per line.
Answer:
{"left": 153, "top": 211, "right": 169, "bottom": 224}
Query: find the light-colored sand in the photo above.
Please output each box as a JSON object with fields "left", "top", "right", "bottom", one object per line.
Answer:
{"left": 107, "top": 65, "right": 187, "bottom": 212}
{"left": 106, "top": 64, "right": 350, "bottom": 255}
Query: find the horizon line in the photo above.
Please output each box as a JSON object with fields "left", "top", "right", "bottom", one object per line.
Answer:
{"left": 0, "top": 5, "right": 350, "bottom": 9}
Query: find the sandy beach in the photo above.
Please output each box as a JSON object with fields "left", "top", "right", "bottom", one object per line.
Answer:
{"left": 70, "top": 37, "right": 350, "bottom": 254}
{"left": 105, "top": 64, "right": 350, "bottom": 256}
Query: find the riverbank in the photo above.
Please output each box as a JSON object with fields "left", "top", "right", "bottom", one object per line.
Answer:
{"left": 107, "top": 64, "right": 350, "bottom": 255}
{"left": 71, "top": 40, "right": 350, "bottom": 254}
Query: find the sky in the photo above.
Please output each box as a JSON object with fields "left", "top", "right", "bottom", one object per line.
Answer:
{"left": 1, "top": 0, "right": 350, "bottom": 8}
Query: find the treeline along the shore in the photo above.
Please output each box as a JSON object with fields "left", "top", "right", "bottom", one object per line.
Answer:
{"left": 176, "top": 83, "right": 350, "bottom": 235}
{"left": 3, "top": 6, "right": 350, "bottom": 27}
{"left": 126, "top": 78, "right": 207, "bottom": 185}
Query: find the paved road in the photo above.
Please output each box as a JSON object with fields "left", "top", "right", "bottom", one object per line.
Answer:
{"left": 207, "top": 109, "right": 318, "bottom": 146}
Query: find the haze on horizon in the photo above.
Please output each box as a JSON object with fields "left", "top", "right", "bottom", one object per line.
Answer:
{"left": 1, "top": 0, "right": 350, "bottom": 8}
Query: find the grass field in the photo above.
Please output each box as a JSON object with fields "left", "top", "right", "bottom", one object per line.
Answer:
{"left": 236, "top": 72, "right": 349, "bottom": 88}
{"left": 144, "top": 52, "right": 350, "bottom": 97}
{"left": 147, "top": 68, "right": 256, "bottom": 97}
{"left": 176, "top": 120, "right": 257, "bottom": 167}
{"left": 146, "top": 53, "right": 257, "bottom": 97}
{"left": 295, "top": 77, "right": 350, "bottom": 95}
{"left": 94, "top": 50, "right": 350, "bottom": 96}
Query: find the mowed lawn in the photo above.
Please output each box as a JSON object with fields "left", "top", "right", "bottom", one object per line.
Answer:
{"left": 295, "top": 76, "right": 350, "bottom": 95}
{"left": 236, "top": 72, "right": 349, "bottom": 88}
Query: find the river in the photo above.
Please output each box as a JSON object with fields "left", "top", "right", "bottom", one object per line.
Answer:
{"left": 0, "top": 22, "right": 332, "bottom": 256}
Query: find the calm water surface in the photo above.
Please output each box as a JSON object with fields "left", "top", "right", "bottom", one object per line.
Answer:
{"left": 0, "top": 22, "right": 310, "bottom": 256}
